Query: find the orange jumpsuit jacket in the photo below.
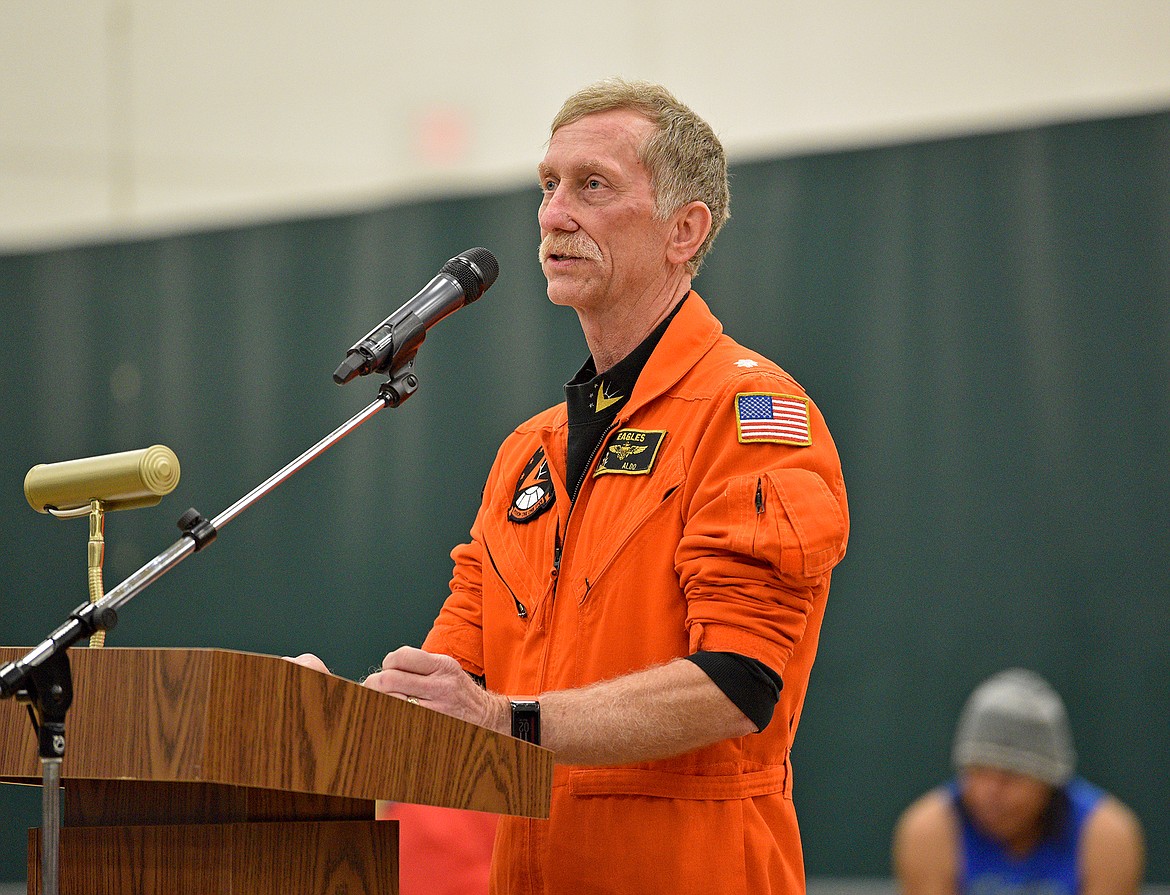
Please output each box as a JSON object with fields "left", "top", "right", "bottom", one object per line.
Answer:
{"left": 424, "top": 292, "right": 849, "bottom": 894}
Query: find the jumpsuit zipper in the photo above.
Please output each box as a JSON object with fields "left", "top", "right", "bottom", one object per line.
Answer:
{"left": 753, "top": 477, "right": 766, "bottom": 554}
{"left": 555, "top": 417, "right": 622, "bottom": 591}
{"left": 537, "top": 418, "right": 622, "bottom": 688}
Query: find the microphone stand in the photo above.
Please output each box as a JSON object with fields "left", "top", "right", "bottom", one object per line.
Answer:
{"left": 0, "top": 363, "right": 419, "bottom": 895}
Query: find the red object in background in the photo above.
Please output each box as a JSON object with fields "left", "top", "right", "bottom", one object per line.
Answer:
{"left": 377, "top": 801, "right": 499, "bottom": 895}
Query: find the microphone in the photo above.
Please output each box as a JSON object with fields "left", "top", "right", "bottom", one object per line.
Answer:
{"left": 24, "top": 445, "right": 181, "bottom": 514}
{"left": 333, "top": 247, "right": 499, "bottom": 385}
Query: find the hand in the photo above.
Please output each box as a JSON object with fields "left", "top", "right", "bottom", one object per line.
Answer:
{"left": 364, "top": 646, "right": 507, "bottom": 733}
{"left": 283, "top": 653, "right": 331, "bottom": 675}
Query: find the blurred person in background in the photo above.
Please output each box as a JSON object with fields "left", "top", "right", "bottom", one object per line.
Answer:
{"left": 893, "top": 668, "right": 1144, "bottom": 895}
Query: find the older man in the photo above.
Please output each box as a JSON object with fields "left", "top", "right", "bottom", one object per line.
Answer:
{"left": 303, "top": 79, "right": 849, "bottom": 893}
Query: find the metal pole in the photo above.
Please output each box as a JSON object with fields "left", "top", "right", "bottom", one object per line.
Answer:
{"left": 40, "top": 757, "right": 61, "bottom": 895}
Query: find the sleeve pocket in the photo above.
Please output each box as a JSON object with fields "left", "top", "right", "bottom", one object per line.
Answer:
{"left": 760, "top": 469, "right": 847, "bottom": 580}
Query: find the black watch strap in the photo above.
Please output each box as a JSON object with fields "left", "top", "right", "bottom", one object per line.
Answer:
{"left": 510, "top": 699, "right": 541, "bottom": 745}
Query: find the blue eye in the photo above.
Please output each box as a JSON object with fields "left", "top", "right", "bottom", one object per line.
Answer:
{"left": 586, "top": 179, "right": 602, "bottom": 190}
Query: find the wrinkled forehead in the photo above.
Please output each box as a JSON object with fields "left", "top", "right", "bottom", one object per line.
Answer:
{"left": 538, "top": 109, "right": 655, "bottom": 178}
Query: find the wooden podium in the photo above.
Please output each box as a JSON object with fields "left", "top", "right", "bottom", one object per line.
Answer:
{"left": 0, "top": 647, "right": 553, "bottom": 895}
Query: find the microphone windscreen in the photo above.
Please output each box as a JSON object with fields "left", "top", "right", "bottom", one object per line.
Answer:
{"left": 443, "top": 248, "right": 499, "bottom": 301}
{"left": 24, "top": 444, "right": 181, "bottom": 514}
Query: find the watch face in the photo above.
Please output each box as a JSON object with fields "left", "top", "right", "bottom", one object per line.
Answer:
{"left": 511, "top": 700, "right": 540, "bottom": 745}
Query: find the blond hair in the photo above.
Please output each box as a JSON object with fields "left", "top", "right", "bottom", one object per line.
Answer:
{"left": 551, "top": 78, "right": 730, "bottom": 273}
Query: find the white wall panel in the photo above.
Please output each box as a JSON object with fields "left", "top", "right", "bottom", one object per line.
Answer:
{"left": 1, "top": 0, "right": 1168, "bottom": 250}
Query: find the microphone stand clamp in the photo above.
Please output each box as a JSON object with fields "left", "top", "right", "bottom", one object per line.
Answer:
{"left": 378, "top": 362, "right": 419, "bottom": 408}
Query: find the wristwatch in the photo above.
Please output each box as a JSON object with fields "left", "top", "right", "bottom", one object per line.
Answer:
{"left": 510, "top": 699, "right": 541, "bottom": 745}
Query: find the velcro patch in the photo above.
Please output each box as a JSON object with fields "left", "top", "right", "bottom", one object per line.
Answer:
{"left": 509, "top": 447, "right": 555, "bottom": 523}
{"left": 736, "top": 393, "right": 812, "bottom": 446}
{"left": 594, "top": 429, "right": 667, "bottom": 477}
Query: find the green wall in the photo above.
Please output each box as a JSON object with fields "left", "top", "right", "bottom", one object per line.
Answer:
{"left": 1, "top": 109, "right": 1167, "bottom": 883}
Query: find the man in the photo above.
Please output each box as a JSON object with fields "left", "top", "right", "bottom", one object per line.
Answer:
{"left": 297, "top": 78, "right": 849, "bottom": 892}
{"left": 893, "top": 669, "right": 1145, "bottom": 895}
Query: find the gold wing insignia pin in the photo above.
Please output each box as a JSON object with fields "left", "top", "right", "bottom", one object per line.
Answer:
{"left": 609, "top": 443, "right": 649, "bottom": 461}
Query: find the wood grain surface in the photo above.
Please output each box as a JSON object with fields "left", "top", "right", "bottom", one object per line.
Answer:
{"left": 28, "top": 820, "right": 399, "bottom": 895}
{"left": 0, "top": 646, "right": 551, "bottom": 820}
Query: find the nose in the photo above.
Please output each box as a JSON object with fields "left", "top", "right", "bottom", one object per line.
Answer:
{"left": 539, "top": 185, "right": 578, "bottom": 233}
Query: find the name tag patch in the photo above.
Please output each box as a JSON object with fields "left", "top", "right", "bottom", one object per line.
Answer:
{"left": 594, "top": 429, "right": 667, "bottom": 477}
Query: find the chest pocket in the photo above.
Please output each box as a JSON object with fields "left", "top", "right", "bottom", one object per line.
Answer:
{"left": 571, "top": 452, "right": 685, "bottom": 598}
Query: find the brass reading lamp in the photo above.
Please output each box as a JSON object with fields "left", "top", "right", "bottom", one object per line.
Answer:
{"left": 24, "top": 445, "right": 182, "bottom": 648}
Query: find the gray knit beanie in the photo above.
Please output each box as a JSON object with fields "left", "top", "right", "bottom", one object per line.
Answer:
{"left": 951, "top": 668, "right": 1076, "bottom": 786}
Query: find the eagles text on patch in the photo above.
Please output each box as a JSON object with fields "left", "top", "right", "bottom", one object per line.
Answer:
{"left": 594, "top": 429, "right": 667, "bottom": 476}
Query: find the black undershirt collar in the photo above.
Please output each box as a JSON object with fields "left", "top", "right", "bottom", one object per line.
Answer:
{"left": 564, "top": 295, "right": 687, "bottom": 500}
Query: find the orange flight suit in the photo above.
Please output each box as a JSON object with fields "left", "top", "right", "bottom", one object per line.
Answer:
{"left": 423, "top": 292, "right": 849, "bottom": 894}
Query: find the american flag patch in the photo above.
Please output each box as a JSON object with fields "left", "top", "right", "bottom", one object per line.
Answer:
{"left": 735, "top": 393, "right": 812, "bottom": 446}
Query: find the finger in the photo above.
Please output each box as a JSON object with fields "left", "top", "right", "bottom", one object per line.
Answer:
{"left": 363, "top": 668, "right": 422, "bottom": 694}
{"left": 379, "top": 645, "right": 442, "bottom": 674}
{"left": 361, "top": 669, "right": 390, "bottom": 691}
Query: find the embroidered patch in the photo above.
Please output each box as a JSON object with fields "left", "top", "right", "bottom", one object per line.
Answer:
{"left": 508, "top": 447, "right": 556, "bottom": 523}
{"left": 735, "top": 393, "right": 812, "bottom": 446}
{"left": 594, "top": 429, "right": 667, "bottom": 476}
{"left": 594, "top": 380, "right": 625, "bottom": 413}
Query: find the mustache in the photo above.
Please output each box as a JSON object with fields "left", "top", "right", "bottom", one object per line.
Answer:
{"left": 539, "top": 233, "right": 603, "bottom": 263}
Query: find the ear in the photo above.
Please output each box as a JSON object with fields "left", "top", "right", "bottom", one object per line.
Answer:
{"left": 665, "top": 201, "right": 713, "bottom": 267}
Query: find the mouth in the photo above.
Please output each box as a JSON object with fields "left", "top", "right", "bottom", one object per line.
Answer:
{"left": 542, "top": 252, "right": 590, "bottom": 271}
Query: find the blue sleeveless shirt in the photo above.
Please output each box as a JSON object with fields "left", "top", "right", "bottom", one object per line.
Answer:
{"left": 948, "top": 777, "right": 1104, "bottom": 895}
